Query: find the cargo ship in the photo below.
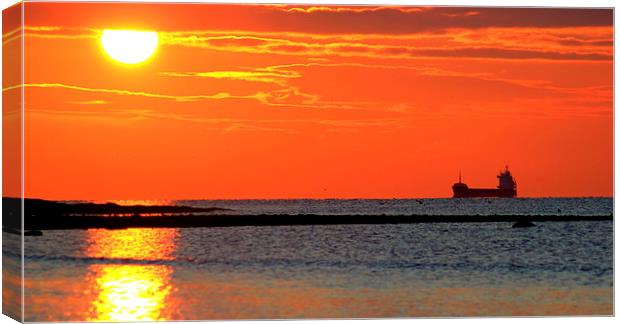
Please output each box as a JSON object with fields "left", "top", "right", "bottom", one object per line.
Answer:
{"left": 452, "top": 166, "right": 517, "bottom": 198}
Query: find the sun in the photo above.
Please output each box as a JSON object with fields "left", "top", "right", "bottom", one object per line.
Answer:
{"left": 100, "top": 30, "right": 159, "bottom": 65}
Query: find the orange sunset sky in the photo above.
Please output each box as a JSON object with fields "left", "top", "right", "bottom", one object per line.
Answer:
{"left": 2, "top": 3, "right": 614, "bottom": 200}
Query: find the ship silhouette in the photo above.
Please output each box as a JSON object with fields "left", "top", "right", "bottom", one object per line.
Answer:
{"left": 452, "top": 166, "right": 517, "bottom": 198}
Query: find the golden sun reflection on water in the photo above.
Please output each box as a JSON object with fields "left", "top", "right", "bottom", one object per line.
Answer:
{"left": 85, "top": 228, "right": 178, "bottom": 321}
{"left": 88, "top": 265, "right": 173, "bottom": 321}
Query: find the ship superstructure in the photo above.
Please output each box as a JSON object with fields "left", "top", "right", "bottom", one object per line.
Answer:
{"left": 452, "top": 166, "right": 517, "bottom": 198}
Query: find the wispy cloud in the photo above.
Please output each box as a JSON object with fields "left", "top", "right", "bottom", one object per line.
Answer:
{"left": 161, "top": 30, "right": 612, "bottom": 61}
{"left": 158, "top": 67, "right": 301, "bottom": 86}
{"left": 3, "top": 26, "right": 98, "bottom": 46}
{"left": 269, "top": 6, "right": 612, "bottom": 33}
{"left": 2, "top": 27, "right": 22, "bottom": 45}
{"left": 23, "top": 4, "right": 612, "bottom": 35}
{"left": 3, "top": 83, "right": 238, "bottom": 102}
{"left": 27, "top": 106, "right": 419, "bottom": 134}
{"left": 3, "top": 82, "right": 370, "bottom": 111}
{"left": 70, "top": 100, "right": 107, "bottom": 105}
{"left": 282, "top": 6, "right": 427, "bottom": 14}
{"left": 15, "top": 24, "right": 612, "bottom": 62}
{"left": 160, "top": 61, "right": 611, "bottom": 103}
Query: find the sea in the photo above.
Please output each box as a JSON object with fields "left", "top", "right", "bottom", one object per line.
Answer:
{"left": 4, "top": 198, "right": 614, "bottom": 321}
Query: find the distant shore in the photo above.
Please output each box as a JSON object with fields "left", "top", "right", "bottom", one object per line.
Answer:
{"left": 2, "top": 197, "right": 613, "bottom": 231}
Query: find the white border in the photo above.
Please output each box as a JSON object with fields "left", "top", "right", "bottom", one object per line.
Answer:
{"left": 0, "top": 1, "right": 616, "bottom": 324}
{"left": 0, "top": 0, "right": 616, "bottom": 7}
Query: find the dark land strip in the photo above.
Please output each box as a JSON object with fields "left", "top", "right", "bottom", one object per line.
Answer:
{"left": 2, "top": 198, "right": 613, "bottom": 231}
{"left": 19, "top": 214, "right": 614, "bottom": 231}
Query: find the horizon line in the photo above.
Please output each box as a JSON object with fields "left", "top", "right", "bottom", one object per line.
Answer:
{"left": 3, "top": 196, "right": 614, "bottom": 202}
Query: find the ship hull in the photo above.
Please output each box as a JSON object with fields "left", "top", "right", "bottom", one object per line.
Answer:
{"left": 453, "top": 187, "right": 516, "bottom": 198}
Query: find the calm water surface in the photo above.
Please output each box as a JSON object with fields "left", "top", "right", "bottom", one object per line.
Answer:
{"left": 174, "top": 197, "right": 613, "bottom": 216}
{"left": 16, "top": 198, "right": 614, "bottom": 321}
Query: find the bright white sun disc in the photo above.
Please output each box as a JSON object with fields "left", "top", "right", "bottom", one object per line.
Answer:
{"left": 101, "top": 30, "right": 159, "bottom": 64}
